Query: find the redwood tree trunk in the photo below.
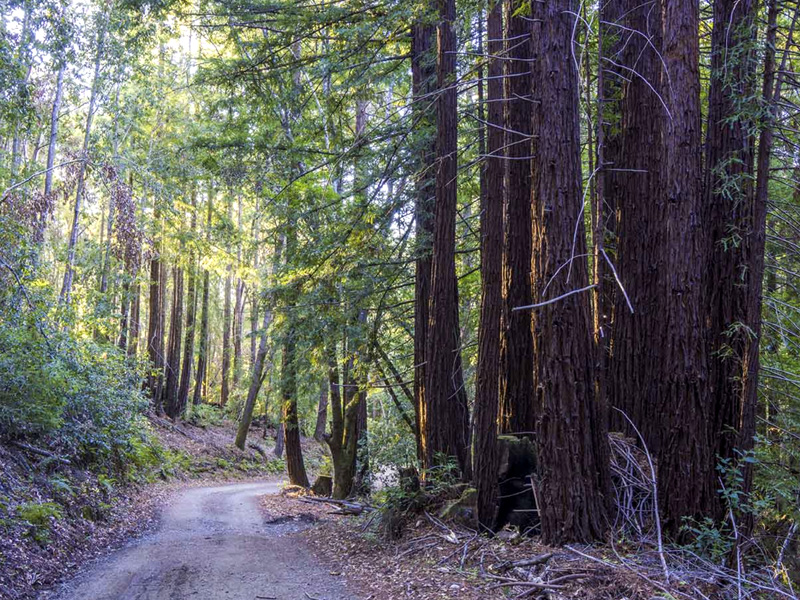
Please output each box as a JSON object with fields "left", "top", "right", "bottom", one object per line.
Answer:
{"left": 424, "top": 0, "right": 471, "bottom": 477}
{"left": 282, "top": 325, "right": 309, "bottom": 487}
{"left": 147, "top": 208, "right": 165, "bottom": 412}
{"left": 164, "top": 267, "right": 184, "bottom": 418}
{"left": 177, "top": 193, "right": 198, "bottom": 417}
{"left": 703, "top": 0, "right": 758, "bottom": 516}
{"left": 473, "top": 0, "right": 505, "bottom": 530}
{"left": 657, "top": 0, "right": 713, "bottom": 533}
{"left": 411, "top": 18, "right": 436, "bottom": 463}
{"left": 221, "top": 263, "right": 233, "bottom": 407}
{"left": 530, "top": 0, "right": 608, "bottom": 544}
{"left": 193, "top": 190, "right": 213, "bottom": 407}
{"left": 314, "top": 381, "right": 328, "bottom": 443}
{"left": 608, "top": 0, "right": 664, "bottom": 438}
{"left": 499, "top": 0, "right": 534, "bottom": 436}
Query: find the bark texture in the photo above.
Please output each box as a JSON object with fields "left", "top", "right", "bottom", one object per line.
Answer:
{"left": 411, "top": 19, "right": 437, "bottom": 463}
{"left": 703, "top": 0, "right": 759, "bottom": 515}
{"left": 530, "top": 0, "right": 608, "bottom": 544}
{"left": 608, "top": 0, "right": 664, "bottom": 438}
{"left": 423, "top": 0, "right": 471, "bottom": 477}
{"left": 499, "top": 0, "right": 534, "bottom": 436}
{"left": 657, "top": 0, "right": 713, "bottom": 532}
{"left": 473, "top": 0, "right": 505, "bottom": 530}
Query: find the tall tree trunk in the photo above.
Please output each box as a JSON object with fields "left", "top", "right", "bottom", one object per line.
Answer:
{"left": 164, "top": 267, "right": 184, "bottom": 418}
{"left": 703, "top": 0, "right": 758, "bottom": 517}
{"left": 529, "top": 0, "right": 608, "bottom": 544}
{"left": 235, "top": 305, "right": 273, "bottom": 450}
{"left": 739, "top": 0, "right": 794, "bottom": 527}
{"left": 411, "top": 18, "right": 436, "bottom": 463}
{"left": 43, "top": 63, "right": 65, "bottom": 199}
{"left": 324, "top": 339, "right": 361, "bottom": 499}
{"left": 60, "top": 18, "right": 107, "bottom": 306}
{"left": 147, "top": 204, "right": 165, "bottom": 412}
{"left": 473, "top": 0, "right": 505, "bottom": 530}
{"left": 282, "top": 324, "right": 309, "bottom": 487}
{"left": 424, "top": 0, "right": 471, "bottom": 477}
{"left": 314, "top": 381, "right": 328, "bottom": 443}
{"left": 233, "top": 195, "right": 245, "bottom": 389}
{"left": 193, "top": 188, "right": 214, "bottom": 406}
{"left": 607, "top": 0, "right": 664, "bottom": 437}
{"left": 499, "top": 0, "right": 534, "bottom": 435}
{"left": 220, "top": 200, "right": 233, "bottom": 406}
{"left": 177, "top": 191, "right": 199, "bottom": 417}
{"left": 128, "top": 282, "right": 140, "bottom": 357}
{"left": 656, "top": 0, "right": 713, "bottom": 533}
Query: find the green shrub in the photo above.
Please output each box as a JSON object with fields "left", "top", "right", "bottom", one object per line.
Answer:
{"left": 17, "top": 501, "right": 63, "bottom": 527}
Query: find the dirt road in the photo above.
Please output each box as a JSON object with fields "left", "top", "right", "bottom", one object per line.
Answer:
{"left": 47, "top": 481, "right": 358, "bottom": 600}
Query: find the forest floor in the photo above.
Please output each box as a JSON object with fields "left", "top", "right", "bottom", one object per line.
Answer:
{"left": 0, "top": 415, "right": 324, "bottom": 599}
{"left": 262, "top": 491, "right": 671, "bottom": 600}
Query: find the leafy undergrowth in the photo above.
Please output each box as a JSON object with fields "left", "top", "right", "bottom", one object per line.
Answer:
{"left": 0, "top": 414, "right": 287, "bottom": 599}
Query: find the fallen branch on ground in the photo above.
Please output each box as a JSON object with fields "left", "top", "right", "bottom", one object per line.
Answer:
{"left": 11, "top": 441, "right": 70, "bottom": 465}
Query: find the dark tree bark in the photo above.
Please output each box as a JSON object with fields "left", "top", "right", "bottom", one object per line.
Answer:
{"left": 656, "top": 0, "right": 713, "bottom": 533}
{"left": 737, "top": 0, "right": 794, "bottom": 524}
{"left": 147, "top": 205, "right": 165, "bottom": 412}
{"left": 473, "top": 0, "right": 505, "bottom": 530}
{"left": 530, "top": 0, "right": 608, "bottom": 544}
{"left": 235, "top": 305, "right": 272, "bottom": 450}
{"left": 703, "top": 0, "right": 758, "bottom": 516}
{"left": 193, "top": 189, "right": 213, "bottom": 407}
{"left": 411, "top": 18, "right": 437, "bottom": 463}
{"left": 499, "top": 0, "right": 534, "bottom": 436}
{"left": 424, "top": 0, "right": 471, "bottom": 477}
{"left": 177, "top": 191, "right": 199, "bottom": 417}
{"left": 164, "top": 267, "right": 184, "bottom": 418}
{"left": 607, "top": 0, "right": 664, "bottom": 438}
{"left": 221, "top": 256, "right": 233, "bottom": 406}
{"left": 324, "top": 339, "right": 361, "bottom": 499}
{"left": 233, "top": 196, "right": 245, "bottom": 389}
{"left": 282, "top": 324, "right": 309, "bottom": 487}
{"left": 314, "top": 381, "right": 328, "bottom": 443}
{"left": 128, "top": 281, "right": 140, "bottom": 357}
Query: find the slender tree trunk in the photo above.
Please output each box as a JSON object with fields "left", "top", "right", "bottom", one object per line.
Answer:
{"left": 235, "top": 305, "right": 273, "bottom": 450}
{"left": 164, "top": 267, "right": 184, "bottom": 418}
{"left": 314, "top": 381, "right": 328, "bottom": 443}
{"left": 60, "top": 18, "right": 107, "bottom": 306}
{"left": 43, "top": 63, "right": 65, "bottom": 199}
{"left": 220, "top": 197, "right": 233, "bottom": 406}
{"left": 473, "top": 0, "right": 505, "bottom": 530}
{"left": 193, "top": 188, "right": 214, "bottom": 406}
{"left": 499, "top": 0, "right": 534, "bottom": 435}
{"left": 738, "top": 0, "right": 794, "bottom": 527}
{"left": 147, "top": 202, "right": 166, "bottom": 412}
{"left": 282, "top": 324, "right": 309, "bottom": 487}
{"left": 274, "top": 420, "right": 285, "bottom": 458}
{"left": 233, "top": 196, "right": 245, "bottom": 388}
{"left": 656, "top": 0, "right": 713, "bottom": 533}
{"left": 411, "top": 19, "right": 437, "bottom": 463}
{"left": 324, "top": 339, "right": 361, "bottom": 499}
{"left": 703, "top": 0, "right": 758, "bottom": 517}
{"left": 177, "top": 191, "right": 199, "bottom": 417}
{"left": 128, "top": 282, "right": 140, "bottom": 357}
{"left": 424, "top": 0, "right": 471, "bottom": 477}
{"left": 529, "top": 0, "right": 608, "bottom": 544}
